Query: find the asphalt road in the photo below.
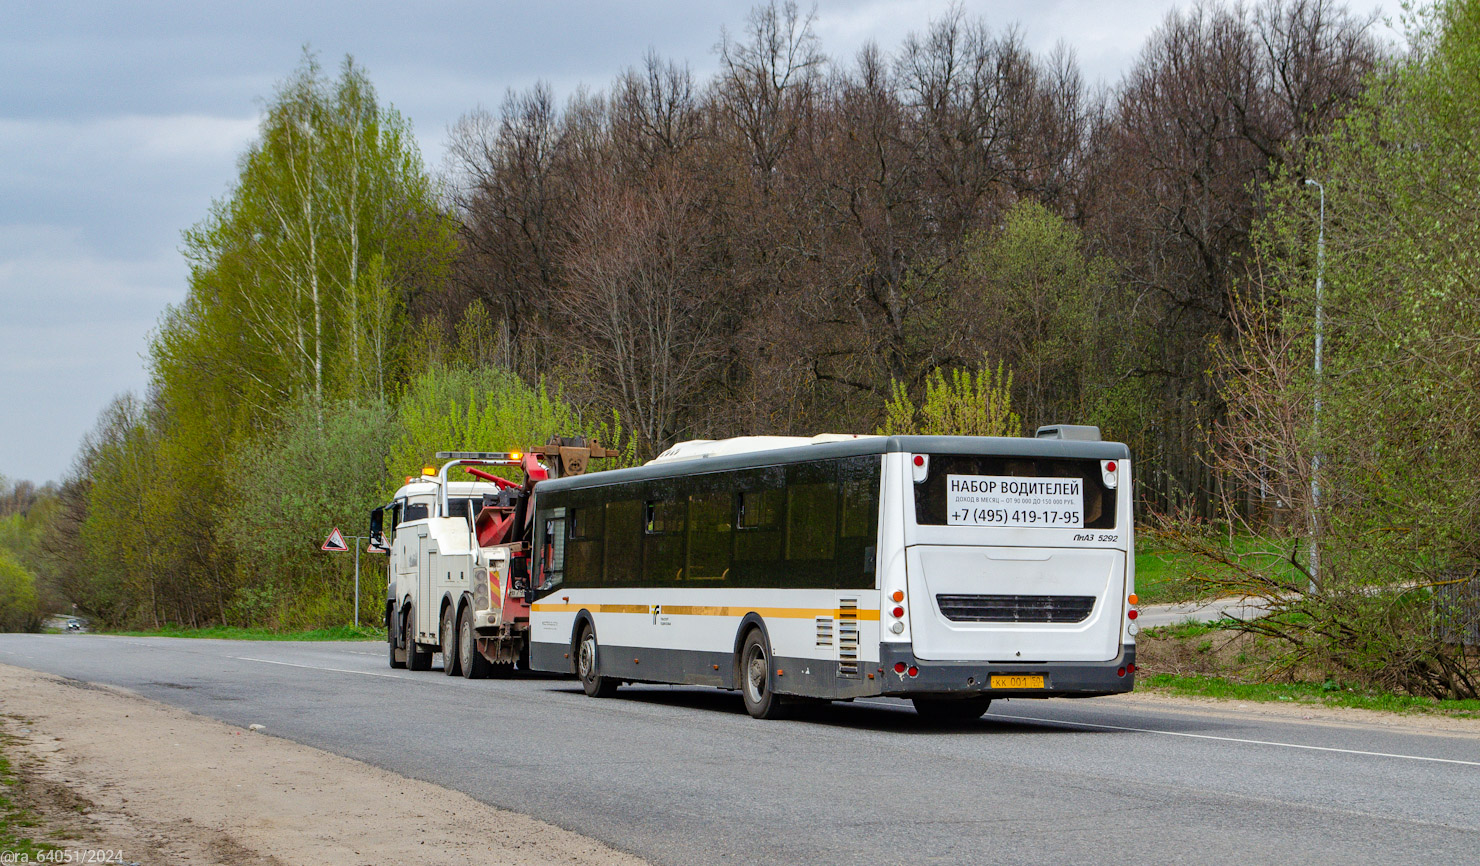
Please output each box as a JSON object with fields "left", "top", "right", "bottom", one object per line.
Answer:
{"left": 1, "top": 634, "right": 1475, "bottom": 865}
{"left": 1138, "top": 596, "right": 1274, "bottom": 628}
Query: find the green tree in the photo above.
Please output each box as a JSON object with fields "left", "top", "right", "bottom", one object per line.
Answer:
{"left": 221, "top": 400, "right": 395, "bottom": 627}
{"left": 878, "top": 359, "right": 1020, "bottom": 437}
{"left": 1198, "top": 0, "right": 1480, "bottom": 698}
{"left": 957, "top": 200, "right": 1116, "bottom": 432}
{"left": 166, "top": 50, "right": 454, "bottom": 421}
{"left": 70, "top": 52, "right": 461, "bottom": 629}
{"left": 388, "top": 364, "right": 636, "bottom": 484}
{"left": 0, "top": 550, "right": 39, "bottom": 632}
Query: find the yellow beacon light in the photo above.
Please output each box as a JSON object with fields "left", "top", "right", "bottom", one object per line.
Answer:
{"left": 422, "top": 465, "right": 436, "bottom": 476}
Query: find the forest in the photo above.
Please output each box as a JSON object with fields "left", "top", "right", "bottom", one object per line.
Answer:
{"left": 2, "top": 0, "right": 1477, "bottom": 697}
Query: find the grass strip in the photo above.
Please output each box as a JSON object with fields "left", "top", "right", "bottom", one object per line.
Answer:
{"left": 104, "top": 624, "right": 385, "bottom": 642}
{"left": 0, "top": 724, "right": 57, "bottom": 859}
{"left": 1138, "top": 673, "right": 1480, "bottom": 718}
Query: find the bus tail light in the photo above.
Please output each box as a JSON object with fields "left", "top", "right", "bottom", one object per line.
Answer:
{"left": 907, "top": 666, "right": 919, "bottom": 678}
{"left": 1127, "top": 663, "right": 1136, "bottom": 674}
{"left": 1127, "top": 593, "right": 1138, "bottom": 605}
{"left": 1127, "top": 609, "right": 1138, "bottom": 620}
{"left": 1101, "top": 460, "right": 1119, "bottom": 489}
{"left": 891, "top": 606, "right": 904, "bottom": 618}
{"left": 1117, "top": 666, "right": 1127, "bottom": 677}
{"left": 911, "top": 454, "right": 928, "bottom": 483}
{"left": 891, "top": 589, "right": 904, "bottom": 603}
{"left": 894, "top": 662, "right": 907, "bottom": 674}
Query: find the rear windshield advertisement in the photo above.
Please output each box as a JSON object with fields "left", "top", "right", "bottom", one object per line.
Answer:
{"left": 945, "top": 475, "right": 1083, "bottom": 528}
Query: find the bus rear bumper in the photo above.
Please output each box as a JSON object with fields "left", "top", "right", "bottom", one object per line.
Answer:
{"left": 875, "top": 643, "right": 1136, "bottom": 698}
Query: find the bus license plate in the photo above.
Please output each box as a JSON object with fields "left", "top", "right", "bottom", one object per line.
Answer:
{"left": 991, "top": 674, "right": 1045, "bottom": 689}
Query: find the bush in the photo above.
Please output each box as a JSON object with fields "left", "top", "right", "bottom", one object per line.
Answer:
{"left": 221, "top": 399, "right": 395, "bottom": 628}
{"left": 0, "top": 552, "right": 40, "bottom": 632}
{"left": 877, "top": 359, "right": 1020, "bottom": 437}
{"left": 389, "top": 364, "right": 636, "bottom": 483}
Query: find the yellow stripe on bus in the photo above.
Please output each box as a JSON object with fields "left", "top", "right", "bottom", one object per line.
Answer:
{"left": 530, "top": 602, "right": 880, "bottom": 621}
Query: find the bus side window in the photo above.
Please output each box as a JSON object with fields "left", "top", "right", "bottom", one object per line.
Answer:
{"left": 738, "top": 489, "right": 781, "bottom": 529}
{"left": 540, "top": 514, "right": 566, "bottom": 591}
{"left": 566, "top": 505, "right": 604, "bottom": 587}
{"left": 785, "top": 482, "right": 836, "bottom": 561}
{"left": 838, "top": 456, "right": 882, "bottom": 588}
{"left": 604, "top": 500, "right": 643, "bottom": 586}
{"left": 840, "top": 479, "right": 876, "bottom": 539}
{"left": 734, "top": 487, "right": 783, "bottom": 571}
{"left": 643, "top": 500, "right": 686, "bottom": 581}
{"left": 686, "top": 491, "right": 731, "bottom": 581}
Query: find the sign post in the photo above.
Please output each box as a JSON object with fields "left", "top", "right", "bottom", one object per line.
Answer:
{"left": 322, "top": 528, "right": 371, "bottom": 628}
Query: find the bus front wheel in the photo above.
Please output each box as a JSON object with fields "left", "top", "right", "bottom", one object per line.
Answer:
{"left": 739, "top": 630, "right": 790, "bottom": 720}
{"left": 576, "top": 625, "right": 618, "bottom": 698}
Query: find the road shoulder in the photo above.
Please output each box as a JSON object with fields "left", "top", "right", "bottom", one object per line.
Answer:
{"left": 0, "top": 663, "right": 646, "bottom": 865}
{"left": 1109, "top": 689, "right": 1480, "bottom": 737}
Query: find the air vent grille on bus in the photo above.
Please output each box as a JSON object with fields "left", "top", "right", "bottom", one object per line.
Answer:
{"left": 837, "top": 598, "right": 860, "bottom": 678}
{"left": 935, "top": 594, "right": 1096, "bottom": 623}
{"left": 815, "top": 616, "right": 834, "bottom": 648}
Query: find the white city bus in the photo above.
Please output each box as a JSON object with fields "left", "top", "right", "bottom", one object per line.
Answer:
{"left": 526, "top": 428, "right": 1138, "bottom": 720}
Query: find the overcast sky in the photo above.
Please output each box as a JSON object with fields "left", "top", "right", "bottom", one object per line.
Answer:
{"left": 0, "top": 0, "right": 1398, "bottom": 485}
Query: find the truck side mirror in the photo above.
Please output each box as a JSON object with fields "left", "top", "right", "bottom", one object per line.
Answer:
{"left": 368, "top": 507, "right": 391, "bottom": 552}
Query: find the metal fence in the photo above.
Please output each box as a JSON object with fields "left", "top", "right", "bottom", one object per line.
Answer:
{"left": 1435, "top": 572, "right": 1480, "bottom": 646}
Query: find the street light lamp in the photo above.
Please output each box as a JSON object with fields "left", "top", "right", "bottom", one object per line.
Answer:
{"left": 1305, "top": 178, "right": 1325, "bottom": 593}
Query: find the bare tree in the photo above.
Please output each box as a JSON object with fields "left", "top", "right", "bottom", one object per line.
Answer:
{"left": 716, "top": 1, "right": 825, "bottom": 184}
{"left": 447, "top": 83, "right": 570, "bottom": 373}
{"left": 559, "top": 168, "right": 729, "bottom": 451}
{"left": 613, "top": 51, "right": 704, "bottom": 172}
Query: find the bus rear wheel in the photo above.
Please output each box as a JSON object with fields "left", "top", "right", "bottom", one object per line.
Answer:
{"left": 459, "top": 607, "right": 492, "bottom": 680}
{"left": 739, "top": 630, "right": 790, "bottom": 720}
{"left": 441, "top": 606, "right": 461, "bottom": 676}
{"left": 576, "top": 625, "right": 618, "bottom": 698}
{"left": 911, "top": 697, "right": 992, "bottom": 722}
{"left": 405, "top": 606, "right": 432, "bottom": 671}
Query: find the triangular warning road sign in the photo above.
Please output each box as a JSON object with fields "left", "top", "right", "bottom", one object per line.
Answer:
{"left": 321, "top": 527, "right": 349, "bottom": 552}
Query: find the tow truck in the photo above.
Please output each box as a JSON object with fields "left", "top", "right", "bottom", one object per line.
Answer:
{"left": 369, "top": 436, "right": 617, "bottom": 677}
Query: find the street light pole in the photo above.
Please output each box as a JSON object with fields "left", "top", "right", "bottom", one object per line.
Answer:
{"left": 1305, "top": 178, "right": 1325, "bottom": 594}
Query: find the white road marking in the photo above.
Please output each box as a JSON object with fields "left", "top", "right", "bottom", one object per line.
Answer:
{"left": 987, "top": 710, "right": 1480, "bottom": 767}
{"left": 234, "top": 656, "right": 415, "bottom": 681}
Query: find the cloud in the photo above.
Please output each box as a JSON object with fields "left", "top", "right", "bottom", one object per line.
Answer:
{"left": 0, "top": 225, "right": 182, "bottom": 322}
{"left": 0, "top": 312, "right": 155, "bottom": 484}
{"left": 0, "top": 113, "right": 256, "bottom": 179}
{"left": 0, "top": 225, "right": 178, "bottom": 483}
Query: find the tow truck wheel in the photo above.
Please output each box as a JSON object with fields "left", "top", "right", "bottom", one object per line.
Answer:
{"left": 405, "top": 606, "right": 432, "bottom": 671}
{"left": 911, "top": 697, "right": 992, "bottom": 722}
{"left": 441, "top": 606, "right": 461, "bottom": 676}
{"left": 738, "top": 629, "right": 790, "bottom": 720}
{"left": 576, "top": 624, "right": 618, "bottom": 698}
{"left": 459, "top": 607, "right": 492, "bottom": 680}
{"left": 388, "top": 609, "right": 406, "bottom": 669}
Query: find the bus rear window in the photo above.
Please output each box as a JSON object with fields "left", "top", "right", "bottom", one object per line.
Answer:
{"left": 913, "top": 455, "right": 1116, "bottom": 529}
